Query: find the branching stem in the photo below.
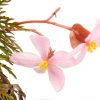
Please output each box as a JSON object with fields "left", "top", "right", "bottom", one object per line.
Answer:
{"left": 16, "top": 7, "right": 72, "bottom": 31}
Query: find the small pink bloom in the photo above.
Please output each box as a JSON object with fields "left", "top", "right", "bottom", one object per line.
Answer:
{"left": 70, "top": 21, "right": 100, "bottom": 64}
{"left": 10, "top": 34, "right": 75, "bottom": 91}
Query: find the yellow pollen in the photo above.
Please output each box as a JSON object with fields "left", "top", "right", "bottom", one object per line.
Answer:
{"left": 39, "top": 61, "right": 48, "bottom": 72}
{"left": 87, "top": 42, "right": 97, "bottom": 53}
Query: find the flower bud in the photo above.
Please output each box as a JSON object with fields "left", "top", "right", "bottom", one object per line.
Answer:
{"left": 70, "top": 24, "right": 90, "bottom": 48}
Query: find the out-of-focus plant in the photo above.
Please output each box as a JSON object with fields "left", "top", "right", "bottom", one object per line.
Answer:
{"left": 0, "top": 0, "right": 26, "bottom": 99}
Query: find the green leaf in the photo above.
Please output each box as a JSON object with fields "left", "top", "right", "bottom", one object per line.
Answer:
{"left": 0, "top": 0, "right": 11, "bottom": 6}
{"left": 0, "top": 0, "right": 26, "bottom": 99}
{"left": 1, "top": 92, "right": 14, "bottom": 100}
{"left": 0, "top": 53, "right": 8, "bottom": 60}
{"left": 0, "top": 46, "right": 9, "bottom": 55}
{"left": 13, "top": 84, "right": 26, "bottom": 99}
{"left": 0, "top": 63, "right": 17, "bottom": 79}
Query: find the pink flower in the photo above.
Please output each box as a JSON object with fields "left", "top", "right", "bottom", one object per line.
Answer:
{"left": 10, "top": 34, "right": 75, "bottom": 91}
{"left": 70, "top": 21, "right": 100, "bottom": 64}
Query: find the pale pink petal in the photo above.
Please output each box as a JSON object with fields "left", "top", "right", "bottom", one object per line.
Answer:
{"left": 85, "top": 21, "right": 100, "bottom": 42}
{"left": 30, "top": 35, "right": 50, "bottom": 59}
{"left": 75, "top": 45, "right": 87, "bottom": 64}
{"left": 69, "top": 31, "right": 81, "bottom": 48}
{"left": 48, "top": 64, "right": 65, "bottom": 92}
{"left": 33, "top": 67, "right": 44, "bottom": 73}
{"left": 95, "top": 39, "right": 100, "bottom": 47}
{"left": 48, "top": 51, "right": 76, "bottom": 68}
{"left": 10, "top": 52, "right": 42, "bottom": 68}
{"left": 93, "top": 31, "right": 100, "bottom": 47}
{"left": 70, "top": 43, "right": 87, "bottom": 65}
{"left": 70, "top": 43, "right": 86, "bottom": 55}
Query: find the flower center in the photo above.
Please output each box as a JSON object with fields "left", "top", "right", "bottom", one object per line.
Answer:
{"left": 87, "top": 42, "right": 97, "bottom": 53}
{"left": 39, "top": 61, "right": 48, "bottom": 72}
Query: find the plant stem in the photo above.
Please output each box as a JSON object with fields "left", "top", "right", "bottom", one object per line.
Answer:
{"left": 16, "top": 7, "right": 72, "bottom": 31}
{"left": 16, "top": 20, "right": 72, "bottom": 30}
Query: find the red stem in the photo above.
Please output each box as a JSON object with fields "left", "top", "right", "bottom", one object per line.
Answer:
{"left": 16, "top": 20, "right": 72, "bottom": 31}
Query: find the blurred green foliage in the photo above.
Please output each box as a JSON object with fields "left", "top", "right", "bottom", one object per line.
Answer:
{"left": 0, "top": 0, "right": 26, "bottom": 99}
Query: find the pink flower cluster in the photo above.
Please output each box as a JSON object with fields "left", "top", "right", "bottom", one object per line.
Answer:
{"left": 10, "top": 21, "right": 100, "bottom": 91}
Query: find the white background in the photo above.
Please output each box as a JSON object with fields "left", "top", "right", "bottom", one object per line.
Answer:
{"left": 3, "top": 0, "right": 100, "bottom": 100}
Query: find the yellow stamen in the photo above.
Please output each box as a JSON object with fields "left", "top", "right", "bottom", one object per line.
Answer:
{"left": 88, "top": 42, "right": 97, "bottom": 53}
{"left": 39, "top": 61, "right": 48, "bottom": 72}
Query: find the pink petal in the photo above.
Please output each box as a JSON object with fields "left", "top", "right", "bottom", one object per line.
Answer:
{"left": 95, "top": 39, "right": 100, "bottom": 47}
{"left": 33, "top": 67, "right": 44, "bottom": 73}
{"left": 85, "top": 21, "right": 100, "bottom": 42}
{"left": 48, "top": 51, "right": 76, "bottom": 68}
{"left": 75, "top": 46, "right": 87, "bottom": 64}
{"left": 70, "top": 43, "right": 87, "bottom": 65}
{"left": 48, "top": 64, "right": 65, "bottom": 92}
{"left": 10, "top": 52, "right": 42, "bottom": 68}
{"left": 69, "top": 31, "right": 82, "bottom": 48}
{"left": 70, "top": 43, "right": 85, "bottom": 55}
{"left": 30, "top": 35, "right": 50, "bottom": 59}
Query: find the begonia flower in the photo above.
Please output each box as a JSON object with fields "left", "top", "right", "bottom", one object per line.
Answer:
{"left": 69, "top": 21, "right": 100, "bottom": 65}
{"left": 10, "top": 34, "right": 76, "bottom": 91}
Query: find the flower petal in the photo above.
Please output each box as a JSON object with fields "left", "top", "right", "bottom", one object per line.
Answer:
{"left": 70, "top": 43, "right": 87, "bottom": 65}
{"left": 75, "top": 46, "right": 87, "bottom": 64}
{"left": 48, "top": 64, "right": 65, "bottom": 92}
{"left": 49, "top": 51, "right": 76, "bottom": 68}
{"left": 85, "top": 21, "right": 100, "bottom": 42}
{"left": 70, "top": 43, "right": 85, "bottom": 55}
{"left": 95, "top": 39, "right": 100, "bottom": 47}
{"left": 70, "top": 31, "right": 82, "bottom": 48}
{"left": 33, "top": 67, "right": 44, "bottom": 73}
{"left": 30, "top": 35, "right": 50, "bottom": 59}
{"left": 10, "top": 52, "right": 42, "bottom": 68}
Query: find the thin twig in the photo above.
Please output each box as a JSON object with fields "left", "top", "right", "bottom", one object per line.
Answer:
{"left": 16, "top": 7, "right": 72, "bottom": 31}
{"left": 46, "top": 7, "right": 61, "bottom": 21}
{"left": 16, "top": 20, "right": 72, "bottom": 31}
